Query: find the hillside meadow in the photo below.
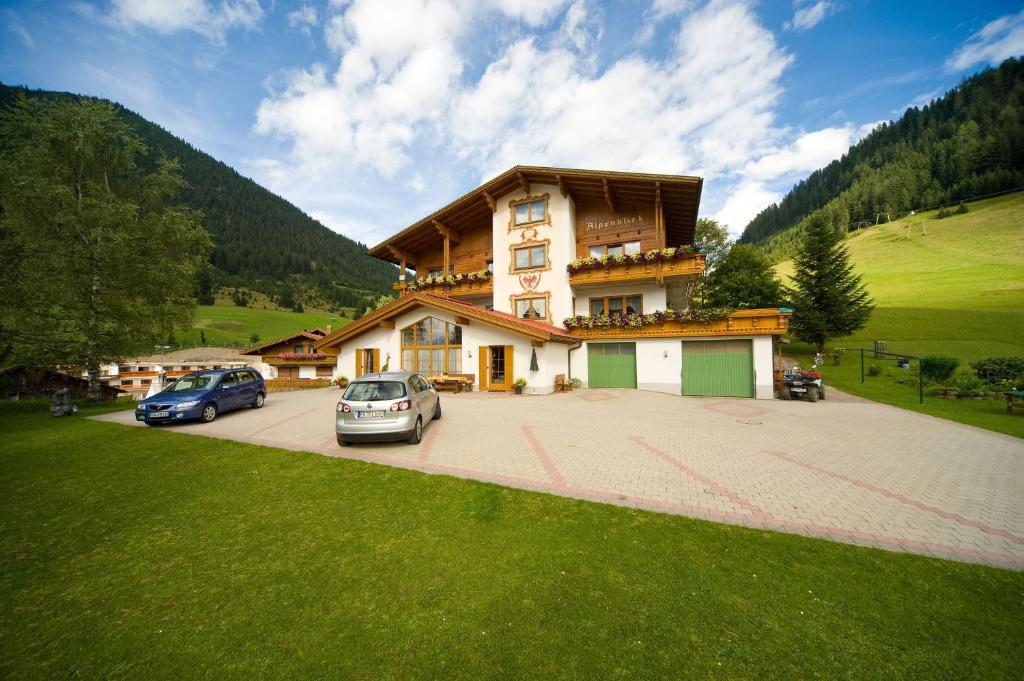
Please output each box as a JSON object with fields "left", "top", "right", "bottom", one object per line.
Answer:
{"left": 174, "top": 303, "right": 351, "bottom": 347}
{"left": 776, "top": 191, "right": 1024, "bottom": 437}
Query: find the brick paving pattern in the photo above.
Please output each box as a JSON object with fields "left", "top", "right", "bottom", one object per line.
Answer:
{"left": 94, "top": 387, "right": 1024, "bottom": 569}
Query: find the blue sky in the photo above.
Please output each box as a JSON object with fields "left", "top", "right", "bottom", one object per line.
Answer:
{"left": 2, "top": 1, "right": 1022, "bottom": 243}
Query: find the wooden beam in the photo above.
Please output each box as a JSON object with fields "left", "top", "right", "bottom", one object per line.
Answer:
{"left": 655, "top": 182, "right": 665, "bottom": 249}
{"left": 555, "top": 174, "right": 569, "bottom": 199}
{"left": 482, "top": 190, "right": 496, "bottom": 212}
{"left": 432, "top": 220, "right": 460, "bottom": 244}
{"left": 530, "top": 340, "right": 545, "bottom": 348}
{"left": 378, "top": 320, "right": 395, "bottom": 329}
{"left": 454, "top": 315, "right": 471, "bottom": 326}
{"left": 517, "top": 171, "right": 530, "bottom": 195}
{"left": 602, "top": 178, "right": 615, "bottom": 213}
{"left": 387, "top": 244, "right": 415, "bottom": 270}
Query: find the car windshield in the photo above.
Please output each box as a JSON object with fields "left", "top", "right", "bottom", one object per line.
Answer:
{"left": 342, "top": 381, "right": 407, "bottom": 401}
{"left": 164, "top": 373, "right": 219, "bottom": 392}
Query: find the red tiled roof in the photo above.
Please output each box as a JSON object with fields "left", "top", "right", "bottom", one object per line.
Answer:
{"left": 241, "top": 328, "right": 328, "bottom": 355}
{"left": 315, "top": 293, "right": 580, "bottom": 349}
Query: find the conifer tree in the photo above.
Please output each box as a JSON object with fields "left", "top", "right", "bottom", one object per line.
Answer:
{"left": 788, "top": 213, "right": 874, "bottom": 352}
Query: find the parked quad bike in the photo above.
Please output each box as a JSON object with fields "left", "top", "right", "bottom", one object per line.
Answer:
{"left": 779, "top": 370, "right": 825, "bottom": 402}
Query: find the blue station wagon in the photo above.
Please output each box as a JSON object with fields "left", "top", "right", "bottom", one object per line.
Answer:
{"left": 136, "top": 368, "right": 266, "bottom": 425}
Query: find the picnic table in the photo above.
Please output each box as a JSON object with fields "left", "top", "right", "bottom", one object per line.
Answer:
{"left": 430, "top": 374, "right": 474, "bottom": 393}
{"left": 1005, "top": 389, "right": 1024, "bottom": 414}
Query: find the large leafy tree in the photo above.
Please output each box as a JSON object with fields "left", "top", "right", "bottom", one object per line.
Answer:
{"left": 787, "top": 212, "right": 873, "bottom": 351}
{"left": 702, "top": 244, "right": 783, "bottom": 310}
{"left": 693, "top": 217, "right": 731, "bottom": 270}
{"left": 0, "top": 97, "right": 211, "bottom": 398}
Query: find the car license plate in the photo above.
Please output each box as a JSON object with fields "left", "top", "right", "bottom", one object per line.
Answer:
{"left": 791, "top": 388, "right": 806, "bottom": 393}
{"left": 356, "top": 410, "right": 385, "bottom": 419}
{"left": 150, "top": 410, "right": 170, "bottom": 418}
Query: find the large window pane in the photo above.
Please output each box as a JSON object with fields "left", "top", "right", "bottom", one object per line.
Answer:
{"left": 607, "top": 244, "right": 624, "bottom": 257}
{"left": 430, "top": 318, "right": 445, "bottom": 345}
{"left": 589, "top": 245, "right": 604, "bottom": 258}
{"left": 415, "top": 319, "right": 430, "bottom": 344}
{"left": 447, "top": 349, "right": 461, "bottom": 373}
{"left": 448, "top": 324, "right": 461, "bottom": 344}
{"left": 431, "top": 349, "right": 444, "bottom": 374}
{"left": 608, "top": 297, "right": 623, "bottom": 314}
{"left": 530, "top": 246, "right": 546, "bottom": 266}
{"left": 590, "top": 299, "right": 604, "bottom": 316}
{"left": 515, "top": 248, "right": 529, "bottom": 269}
{"left": 624, "top": 241, "right": 641, "bottom": 255}
{"left": 402, "top": 327, "right": 414, "bottom": 346}
{"left": 515, "top": 203, "right": 530, "bottom": 224}
{"left": 417, "top": 349, "right": 430, "bottom": 373}
{"left": 626, "top": 296, "right": 641, "bottom": 314}
{"left": 402, "top": 349, "right": 413, "bottom": 370}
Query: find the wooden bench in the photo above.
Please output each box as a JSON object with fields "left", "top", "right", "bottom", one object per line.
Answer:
{"left": 554, "top": 373, "right": 571, "bottom": 392}
{"left": 430, "top": 374, "right": 476, "bottom": 393}
{"left": 1006, "top": 389, "right": 1024, "bottom": 414}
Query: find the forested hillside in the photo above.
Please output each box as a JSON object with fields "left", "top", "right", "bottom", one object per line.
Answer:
{"left": 0, "top": 84, "right": 397, "bottom": 310}
{"left": 741, "top": 58, "right": 1024, "bottom": 247}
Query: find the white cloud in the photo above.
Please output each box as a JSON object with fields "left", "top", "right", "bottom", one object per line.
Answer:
{"left": 253, "top": 0, "right": 872, "bottom": 242}
{"left": 287, "top": 5, "right": 318, "bottom": 34}
{"left": 946, "top": 9, "right": 1024, "bottom": 72}
{"left": 109, "top": 0, "right": 263, "bottom": 43}
{"left": 784, "top": 0, "right": 832, "bottom": 32}
{"left": 714, "top": 182, "right": 780, "bottom": 236}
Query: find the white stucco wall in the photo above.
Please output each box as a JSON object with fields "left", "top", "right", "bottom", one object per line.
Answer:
{"left": 571, "top": 335, "right": 777, "bottom": 399}
{"left": 331, "top": 305, "right": 570, "bottom": 394}
{"left": 491, "top": 183, "right": 575, "bottom": 325}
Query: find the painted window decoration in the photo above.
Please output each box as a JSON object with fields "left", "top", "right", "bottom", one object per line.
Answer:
{"left": 515, "top": 297, "right": 547, "bottom": 320}
{"left": 589, "top": 295, "right": 642, "bottom": 317}
{"left": 588, "top": 241, "right": 641, "bottom": 258}
{"left": 513, "top": 197, "right": 547, "bottom": 226}
{"left": 400, "top": 316, "right": 462, "bottom": 375}
{"left": 513, "top": 244, "right": 547, "bottom": 271}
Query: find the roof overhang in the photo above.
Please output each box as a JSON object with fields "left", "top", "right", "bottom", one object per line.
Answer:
{"left": 241, "top": 330, "right": 325, "bottom": 355}
{"left": 315, "top": 293, "right": 580, "bottom": 349}
{"left": 369, "top": 166, "right": 703, "bottom": 267}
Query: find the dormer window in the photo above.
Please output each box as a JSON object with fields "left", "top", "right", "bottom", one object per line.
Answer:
{"left": 512, "top": 197, "right": 547, "bottom": 226}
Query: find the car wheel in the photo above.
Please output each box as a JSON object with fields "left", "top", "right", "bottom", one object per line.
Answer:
{"left": 336, "top": 433, "right": 350, "bottom": 447}
{"left": 408, "top": 417, "right": 423, "bottom": 444}
{"left": 432, "top": 398, "right": 441, "bottom": 420}
{"left": 201, "top": 403, "right": 218, "bottom": 423}
{"left": 818, "top": 385, "right": 826, "bottom": 400}
{"left": 807, "top": 389, "right": 818, "bottom": 403}
{"left": 779, "top": 386, "right": 791, "bottom": 400}
{"left": 252, "top": 392, "right": 265, "bottom": 409}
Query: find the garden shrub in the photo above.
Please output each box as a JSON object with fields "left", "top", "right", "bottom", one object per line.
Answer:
{"left": 970, "top": 357, "right": 1024, "bottom": 385}
{"left": 951, "top": 376, "right": 985, "bottom": 398}
{"left": 920, "top": 355, "right": 959, "bottom": 383}
{"left": 956, "top": 201, "right": 968, "bottom": 215}
{"left": 867, "top": 364, "right": 881, "bottom": 377}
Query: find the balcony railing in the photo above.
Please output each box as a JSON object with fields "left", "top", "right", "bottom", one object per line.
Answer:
{"left": 565, "top": 308, "right": 790, "bottom": 339}
{"left": 395, "top": 274, "right": 494, "bottom": 298}
{"left": 568, "top": 252, "right": 705, "bottom": 287}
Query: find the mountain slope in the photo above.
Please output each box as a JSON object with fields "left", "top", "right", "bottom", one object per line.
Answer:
{"left": 741, "top": 58, "right": 1024, "bottom": 247}
{"left": 0, "top": 83, "right": 397, "bottom": 309}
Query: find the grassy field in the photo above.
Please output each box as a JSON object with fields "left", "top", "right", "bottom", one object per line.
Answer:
{"left": 1, "top": 412, "right": 1022, "bottom": 679}
{"left": 174, "top": 304, "right": 351, "bottom": 346}
{"left": 776, "top": 192, "right": 1024, "bottom": 436}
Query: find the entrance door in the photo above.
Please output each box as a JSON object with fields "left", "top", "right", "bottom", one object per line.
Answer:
{"left": 355, "top": 348, "right": 380, "bottom": 377}
{"left": 587, "top": 343, "right": 637, "bottom": 388}
{"left": 681, "top": 340, "right": 754, "bottom": 397}
{"left": 478, "top": 345, "right": 514, "bottom": 391}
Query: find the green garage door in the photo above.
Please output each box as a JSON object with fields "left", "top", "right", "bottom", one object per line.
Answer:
{"left": 588, "top": 343, "right": 637, "bottom": 388}
{"left": 682, "top": 340, "right": 754, "bottom": 397}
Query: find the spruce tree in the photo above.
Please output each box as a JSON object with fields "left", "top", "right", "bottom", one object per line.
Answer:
{"left": 788, "top": 212, "right": 874, "bottom": 352}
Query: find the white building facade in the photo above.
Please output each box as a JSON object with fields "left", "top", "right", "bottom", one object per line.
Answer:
{"left": 318, "top": 167, "right": 789, "bottom": 398}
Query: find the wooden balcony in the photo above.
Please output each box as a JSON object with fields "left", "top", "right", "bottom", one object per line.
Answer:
{"left": 568, "top": 309, "right": 790, "bottom": 339}
{"left": 395, "top": 277, "right": 494, "bottom": 298}
{"left": 264, "top": 354, "right": 337, "bottom": 366}
{"left": 569, "top": 252, "right": 705, "bottom": 287}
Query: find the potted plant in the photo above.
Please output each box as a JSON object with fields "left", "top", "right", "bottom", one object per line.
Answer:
{"left": 512, "top": 377, "right": 528, "bottom": 394}
{"left": 335, "top": 375, "right": 349, "bottom": 389}
{"left": 569, "top": 377, "right": 583, "bottom": 391}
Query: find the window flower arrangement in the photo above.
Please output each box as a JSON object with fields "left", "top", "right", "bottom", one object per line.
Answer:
{"left": 407, "top": 269, "right": 492, "bottom": 292}
{"left": 566, "top": 245, "right": 698, "bottom": 274}
{"left": 562, "top": 306, "right": 732, "bottom": 330}
{"left": 278, "top": 352, "right": 328, "bottom": 360}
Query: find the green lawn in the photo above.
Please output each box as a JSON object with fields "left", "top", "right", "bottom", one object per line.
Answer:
{"left": 1, "top": 413, "right": 1022, "bottom": 678}
{"left": 175, "top": 304, "right": 350, "bottom": 346}
{"left": 777, "top": 192, "right": 1024, "bottom": 436}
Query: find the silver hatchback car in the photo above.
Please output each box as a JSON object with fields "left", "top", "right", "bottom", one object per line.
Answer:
{"left": 335, "top": 371, "right": 440, "bottom": 446}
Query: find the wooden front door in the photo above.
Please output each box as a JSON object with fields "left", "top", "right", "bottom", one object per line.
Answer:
{"left": 355, "top": 348, "right": 380, "bottom": 377}
{"left": 479, "top": 345, "right": 513, "bottom": 391}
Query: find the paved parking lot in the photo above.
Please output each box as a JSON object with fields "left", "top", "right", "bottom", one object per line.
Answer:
{"left": 94, "top": 388, "right": 1024, "bottom": 569}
